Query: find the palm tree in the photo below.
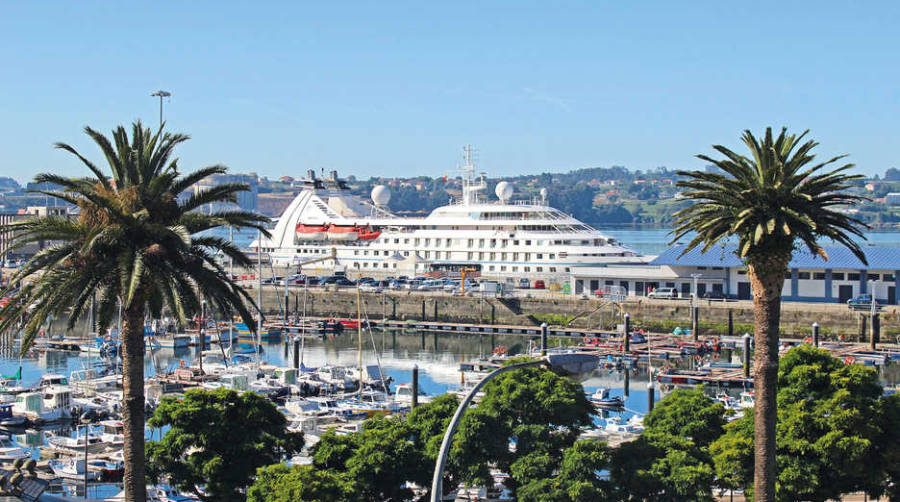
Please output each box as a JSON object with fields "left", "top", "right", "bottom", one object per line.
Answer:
{"left": 671, "top": 127, "right": 867, "bottom": 501}
{"left": 0, "top": 121, "right": 268, "bottom": 502}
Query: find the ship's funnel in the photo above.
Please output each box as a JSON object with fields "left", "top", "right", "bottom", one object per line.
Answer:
{"left": 307, "top": 169, "right": 316, "bottom": 180}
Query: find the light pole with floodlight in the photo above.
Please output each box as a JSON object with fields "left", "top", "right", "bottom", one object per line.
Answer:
{"left": 150, "top": 90, "right": 171, "bottom": 127}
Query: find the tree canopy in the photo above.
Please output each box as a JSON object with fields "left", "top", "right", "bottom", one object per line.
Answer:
{"left": 147, "top": 388, "right": 304, "bottom": 502}
{"left": 710, "top": 346, "right": 900, "bottom": 501}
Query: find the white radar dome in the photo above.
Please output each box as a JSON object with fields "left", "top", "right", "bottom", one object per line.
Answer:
{"left": 371, "top": 185, "right": 391, "bottom": 206}
{"left": 495, "top": 181, "right": 514, "bottom": 202}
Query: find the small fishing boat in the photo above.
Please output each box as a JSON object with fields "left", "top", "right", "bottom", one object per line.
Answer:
{"left": 589, "top": 388, "right": 624, "bottom": 408}
{"left": 0, "top": 404, "right": 25, "bottom": 428}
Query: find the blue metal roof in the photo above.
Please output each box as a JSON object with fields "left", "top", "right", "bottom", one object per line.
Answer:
{"left": 650, "top": 244, "right": 900, "bottom": 271}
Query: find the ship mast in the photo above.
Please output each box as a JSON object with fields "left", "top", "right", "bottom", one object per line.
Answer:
{"left": 460, "top": 144, "right": 485, "bottom": 206}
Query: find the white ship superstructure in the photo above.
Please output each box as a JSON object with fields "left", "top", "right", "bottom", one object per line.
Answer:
{"left": 253, "top": 146, "right": 644, "bottom": 280}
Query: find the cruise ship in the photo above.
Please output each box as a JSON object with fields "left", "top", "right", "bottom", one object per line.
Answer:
{"left": 252, "top": 146, "right": 645, "bottom": 284}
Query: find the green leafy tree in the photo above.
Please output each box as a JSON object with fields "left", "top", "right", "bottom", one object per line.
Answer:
{"left": 147, "top": 388, "right": 304, "bottom": 502}
{"left": 710, "top": 346, "right": 896, "bottom": 501}
{"left": 610, "top": 387, "right": 725, "bottom": 502}
{"left": 247, "top": 464, "right": 354, "bottom": 502}
{"left": 0, "top": 122, "right": 267, "bottom": 502}
{"left": 672, "top": 128, "right": 867, "bottom": 502}
{"left": 517, "top": 440, "right": 615, "bottom": 502}
{"left": 311, "top": 416, "right": 428, "bottom": 502}
{"left": 453, "top": 360, "right": 595, "bottom": 495}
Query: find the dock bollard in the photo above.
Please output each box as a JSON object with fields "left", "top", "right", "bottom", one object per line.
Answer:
{"left": 858, "top": 313, "right": 867, "bottom": 342}
{"left": 647, "top": 382, "right": 655, "bottom": 413}
{"left": 691, "top": 306, "right": 699, "bottom": 342}
{"left": 540, "top": 323, "right": 548, "bottom": 356}
{"left": 293, "top": 338, "right": 300, "bottom": 369}
{"left": 412, "top": 365, "right": 419, "bottom": 409}
{"left": 872, "top": 313, "right": 880, "bottom": 351}
{"left": 742, "top": 333, "right": 752, "bottom": 378}
{"left": 623, "top": 313, "right": 630, "bottom": 353}
{"left": 812, "top": 322, "right": 819, "bottom": 348}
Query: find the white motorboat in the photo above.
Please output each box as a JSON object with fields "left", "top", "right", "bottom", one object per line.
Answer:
{"left": 49, "top": 458, "right": 101, "bottom": 481}
{"left": 393, "top": 383, "right": 432, "bottom": 405}
{"left": 12, "top": 386, "right": 73, "bottom": 423}
{"left": 45, "top": 430, "right": 108, "bottom": 455}
{"left": 604, "top": 415, "right": 643, "bottom": 434}
{"left": 0, "top": 434, "right": 30, "bottom": 462}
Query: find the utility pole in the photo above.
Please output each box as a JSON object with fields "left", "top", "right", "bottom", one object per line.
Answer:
{"left": 150, "top": 90, "right": 171, "bottom": 128}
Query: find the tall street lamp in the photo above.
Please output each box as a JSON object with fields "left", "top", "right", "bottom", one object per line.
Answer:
{"left": 150, "top": 90, "right": 171, "bottom": 128}
{"left": 429, "top": 353, "right": 599, "bottom": 501}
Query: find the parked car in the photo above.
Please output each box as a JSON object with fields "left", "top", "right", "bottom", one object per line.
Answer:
{"left": 847, "top": 294, "right": 875, "bottom": 310}
{"left": 417, "top": 279, "right": 444, "bottom": 291}
{"left": 647, "top": 287, "right": 678, "bottom": 299}
{"left": 359, "top": 282, "right": 383, "bottom": 293}
{"left": 517, "top": 278, "right": 530, "bottom": 289}
{"left": 533, "top": 280, "right": 546, "bottom": 289}
{"left": 355, "top": 277, "right": 374, "bottom": 285}
{"left": 261, "top": 276, "right": 283, "bottom": 285}
{"left": 404, "top": 279, "right": 424, "bottom": 290}
{"left": 702, "top": 290, "right": 727, "bottom": 300}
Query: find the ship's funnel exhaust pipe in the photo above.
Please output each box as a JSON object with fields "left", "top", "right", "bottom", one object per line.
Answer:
{"left": 308, "top": 169, "right": 316, "bottom": 180}
{"left": 330, "top": 170, "right": 339, "bottom": 180}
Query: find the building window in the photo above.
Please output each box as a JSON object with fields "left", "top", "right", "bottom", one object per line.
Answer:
{"left": 848, "top": 273, "right": 860, "bottom": 280}
{"left": 479, "top": 239, "right": 485, "bottom": 248}
{"left": 525, "top": 240, "right": 531, "bottom": 245}
{"left": 868, "top": 273, "right": 880, "bottom": 281}
{"left": 524, "top": 267, "right": 530, "bottom": 272}
{"left": 666, "top": 282, "right": 675, "bottom": 288}
{"left": 537, "top": 253, "right": 543, "bottom": 259}
{"left": 467, "top": 239, "right": 474, "bottom": 247}
{"left": 785, "top": 271, "right": 792, "bottom": 279}
{"left": 832, "top": 272, "right": 845, "bottom": 280}
{"left": 798, "top": 272, "right": 811, "bottom": 280}
{"left": 813, "top": 272, "right": 826, "bottom": 280}
{"left": 403, "top": 251, "right": 409, "bottom": 257}
{"left": 737, "top": 270, "right": 746, "bottom": 275}
{"left": 549, "top": 267, "right": 557, "bottom": 272}
{"left": 697, "top": 266, "right": 707, "bottom": 270}
{"left": 513, "top": 240, "right": 519, "bottom": 246}
{"left": 489, "top": 265, "right": 495, "bottom": 271}
{"left": 512, "top": 266, "right": 518, "bottom": 272}
{"left": 885, "top": 274, "right": 896, "bottom": 282}
{"left": 500, "top": 266, "right": 506, "bottom": 271}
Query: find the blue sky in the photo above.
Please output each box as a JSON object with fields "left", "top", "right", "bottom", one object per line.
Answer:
{"left": 1, "top": 1, "right": 898, "bottom": 182}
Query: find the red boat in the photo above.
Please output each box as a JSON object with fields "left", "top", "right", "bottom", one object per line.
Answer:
{"left": 356, "top": 225, "right": 381, "bottom": 240}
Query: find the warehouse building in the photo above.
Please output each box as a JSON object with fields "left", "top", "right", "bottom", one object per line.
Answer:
{"left": 570, "top": 244, "right": 900, "bottom": 305}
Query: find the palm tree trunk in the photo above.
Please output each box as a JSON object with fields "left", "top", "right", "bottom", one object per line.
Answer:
{"left": 121, "top": 301, "right": 148, "bottom": 502}
{"left": 747, "top": 257, "right": 789, "bottom": 502}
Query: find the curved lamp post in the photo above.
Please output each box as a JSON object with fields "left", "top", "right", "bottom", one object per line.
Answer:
{"left": 429, "top": 353, "right": 599, "bottom": 501}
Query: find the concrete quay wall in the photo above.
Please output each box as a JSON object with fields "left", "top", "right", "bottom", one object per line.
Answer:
{"left": 254, "top": 288, "right": 900, "bottom": 340}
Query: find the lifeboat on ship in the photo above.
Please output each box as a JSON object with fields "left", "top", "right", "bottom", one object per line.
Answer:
{"left": 325, "top": 224, "right": 359, "bottom": 241}
{"left": 356, "top": 225, "right": 381, "bottom": 241}
{"left": 295, "top": 224, "right": 327, "bottom": 240}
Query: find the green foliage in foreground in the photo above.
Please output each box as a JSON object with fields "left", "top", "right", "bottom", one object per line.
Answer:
{"left": 711, "top": 345, "right": 900, "bottom": 501}
{"left": 146, "top": 388, "right": 304, "bottom": 502}
{"left": 247, "top": 464, "right": 354, "bottom": 502}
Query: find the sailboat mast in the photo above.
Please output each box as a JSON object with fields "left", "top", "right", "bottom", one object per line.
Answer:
{"left": 300, "top": 278, "right": 308, "bottom": 367}
{"left": 357, "top": 284, "right": 362, "bottom": 401}
{"left": 229, "top": 226, "right": 234, "bottom": 345}
{"left": 256, "top": 228, "right": 262, "bottom": 370}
